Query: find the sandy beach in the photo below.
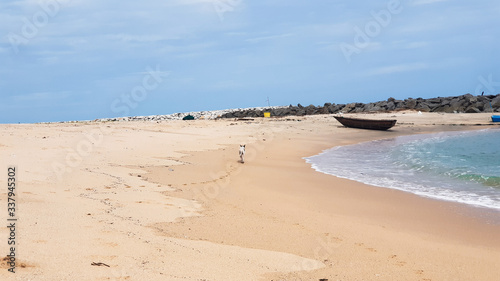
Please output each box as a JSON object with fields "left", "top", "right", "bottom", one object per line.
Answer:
{"left": 1, "top": 111, "right": 499, "bottom": 280}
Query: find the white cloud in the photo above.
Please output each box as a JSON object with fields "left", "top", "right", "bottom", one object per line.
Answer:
{"left": 391, "top": 40, "right": 430, "bottom": 50}
{"left": 298, "top": 23, "right": 354, "bottom": 38}
{"left": 412, "top": 0, "right": 449, "bottom": 5}
{"left": 245, "top": 33, "right": 294, "bottom": 43}
{"left": 225, "top": 32, "right": 247, "bottom": 36}
{"left": 364, "top": 62, "right": 429, "bottom": 76}
{"left": 404, "top": 41, "right": 429, "bottom": 49}
{"left": 13, "top": 91, "right": 72, "bottom": 102}
{"left": 106, "top": 33, "right": 178, "bottom": 43}
{"left": 170, "top": 0, "right": 217, "bottom": 5}
{"left": 37, "top": 56, "right": 59, "bottom": 65}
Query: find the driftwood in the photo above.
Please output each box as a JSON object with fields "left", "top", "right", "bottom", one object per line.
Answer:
{"left": 91, "top": 262, "right": 110, "bottom": 267}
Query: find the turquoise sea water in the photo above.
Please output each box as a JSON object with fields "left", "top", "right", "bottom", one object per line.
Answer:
{"left": 305, "top": 129, "right": 500, "bottom": 210}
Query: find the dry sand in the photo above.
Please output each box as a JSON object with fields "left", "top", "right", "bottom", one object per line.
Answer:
{"left": 0, "top": 112, "right": 499, "bottom": 280}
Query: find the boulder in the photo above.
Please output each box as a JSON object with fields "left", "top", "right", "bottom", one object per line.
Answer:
{"left": 353, "top": 106, "right": 364, "bottom": 113}
{"left": 318, "top": 106, "right": 329, "bottom": 114}
{"left": 448, "top": 100, "right": 466, "bottom": 112}
{"left": 405, "top": 98, "right": 417, "bottom": 109}
{"left": 327, "top": 104, "right": 337, "bottom": 113}
{"left": 305, "top": 104, "right": 318, "bottom": 115}
{"left": 331, "top": 104, "right": 345, "bottom": 113}
{"left": 473, "top": 102, "right": 485, "bottom": 111}
{"left": 364, "top": 103, "right": 382, "bottom": 112}
{"left": 386, "top": 101, "right": 396, "bottom": 111}
{"left": 394, "top": 100, "right": 405, "bottom": 109}
{"left": 464, "top": 94, "right": 477, "bottom": 104}
{"left": 415, "top": 103, "right": 431, "bottom": 112}
{"left": 433, "top": 105, "right": 448, "bottom": 112}
{"left": 465, "top": 106, "right": 481, "bottom": 113}
{"left": 342, "top": 103, "right": 357, "bottom": 113}
{"left": 491, "top": 95, "right": 500, "bottom": 108}
{"left": 426, "top": 97, "right": 443, "bottom": 104}
{"left": 440, "top": 99, "right": 451, "bottom": 106}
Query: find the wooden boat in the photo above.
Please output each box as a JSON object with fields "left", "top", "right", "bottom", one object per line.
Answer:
{"left": 334, "top": 116, "right": 397, "bottom": 130}
{"left": 492, "top": 115, "right": 500, "bottom": 122}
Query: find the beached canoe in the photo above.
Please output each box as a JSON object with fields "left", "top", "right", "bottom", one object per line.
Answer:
{"left": 334, "top": 116, "right": 397, "bottom": 130}
{"left": 492, "top": 115, "right": 500, "bottom": 122}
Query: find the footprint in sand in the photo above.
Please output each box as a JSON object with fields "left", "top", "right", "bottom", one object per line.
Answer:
{"left": 324, "top": 233, "right": 343, "bottom": 241}
{"left": 0, "top": 256, "right": 30, "bottom": 269}
{"left": 396, "top": 261, "right": 407, "bottom": 267}
{"left": 355, "top": 243, "right": 377, "bottom": 252}
{"left": 389, "top": 254, "right": 409, "bottom": 267}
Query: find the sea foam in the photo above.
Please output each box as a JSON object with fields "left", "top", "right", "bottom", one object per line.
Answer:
{"left": 305, "top": 129, "right": 500, "bottom": 210}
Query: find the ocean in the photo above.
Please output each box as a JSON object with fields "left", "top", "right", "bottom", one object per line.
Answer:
{"left": 305, "top": 129, "right": 500, "bottom": 210}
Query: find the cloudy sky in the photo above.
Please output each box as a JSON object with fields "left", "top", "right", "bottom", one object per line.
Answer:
{"left": 1, "top": 0, "right": 499, "bottom": 123}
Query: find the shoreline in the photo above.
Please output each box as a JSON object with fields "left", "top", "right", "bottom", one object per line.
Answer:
{"left": 305, "top": 128, "right": 500, "bottom": 213}
{"left": 0, "top": 112, "right": 499, "bottom": 280}
{"left": 145, "top": 112, "right": 500, "bottom": 280}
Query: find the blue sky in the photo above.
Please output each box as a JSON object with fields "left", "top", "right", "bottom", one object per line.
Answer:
{"left": 1, "top": 0, "right": 499, "bottom": 123}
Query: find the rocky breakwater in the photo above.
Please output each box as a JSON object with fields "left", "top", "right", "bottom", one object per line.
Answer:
{"left": 220, "top": 94, "right": 500, "bottom": 118}
{"left": 93, "top": 106, "right": 288, "bottom": 122}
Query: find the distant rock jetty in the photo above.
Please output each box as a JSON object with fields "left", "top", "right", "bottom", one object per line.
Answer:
{"left": 94, "top": 106, "right": 288, "bottom": 122}
{"left": 220, "top": 94, "right": 500, "bottom": 119}
{"left": 89, "top": 94, "right": 500, "bottom": 123}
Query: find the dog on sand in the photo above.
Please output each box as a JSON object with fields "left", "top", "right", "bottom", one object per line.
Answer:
{"left": 239, "top": 144, "right": 246, "bottom": 163}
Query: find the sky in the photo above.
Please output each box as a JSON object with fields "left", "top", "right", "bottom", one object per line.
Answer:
{"left": 1, "top": 0, "right": 499, "bottom": 123}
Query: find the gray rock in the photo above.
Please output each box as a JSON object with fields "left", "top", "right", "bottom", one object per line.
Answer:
{"left": 448, "top": 101, "right": 465, "bottom": 113}
{"left": 84, "top": 93, "right": 500, "bottom": 123}
{"left": 491, "top": 95, "right": 500, "bottom": 108}
{"left": 427, "top": 97, "right": 442, "bottom": 104}
{"left": 342, "top": 103, "right": 357, "bottom": 113}
{"left": 327, "top": 104, "right": 337, "bottom": 113}
{"left": 465, "top": 106, "right": 481, "bottom": 113}
{"left": 365, "top": 104, "right": 382, "bottom": 112}
{"left": 415, "top": 103, "right": 431, "bottom": 112}
{"left": 405, "top": 99, "right": 417, "bottom": 109}
{"left": 464, "top": 94, "right": 477, "bottom": 104}
{"left": 440, "top": 99, "right": 451, "bottom": 106}
{"left": 331, "top": 104, "right": 345, "bottom": 113}
{"left": 305, "top": 104, "right": 317, "bottom": 115}
{"left": 473, "top": 102, "right": 485, "bottom": 111}
{"left": 318, "top": 106, "right": 329, "bottom": 114}
{"left": 386, "top": 101, "right": 396, "bottom": 111}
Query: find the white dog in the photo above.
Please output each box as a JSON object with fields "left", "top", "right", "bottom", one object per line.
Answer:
{"left": 239, "top": 144, "right": 246, "bottom": 163}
